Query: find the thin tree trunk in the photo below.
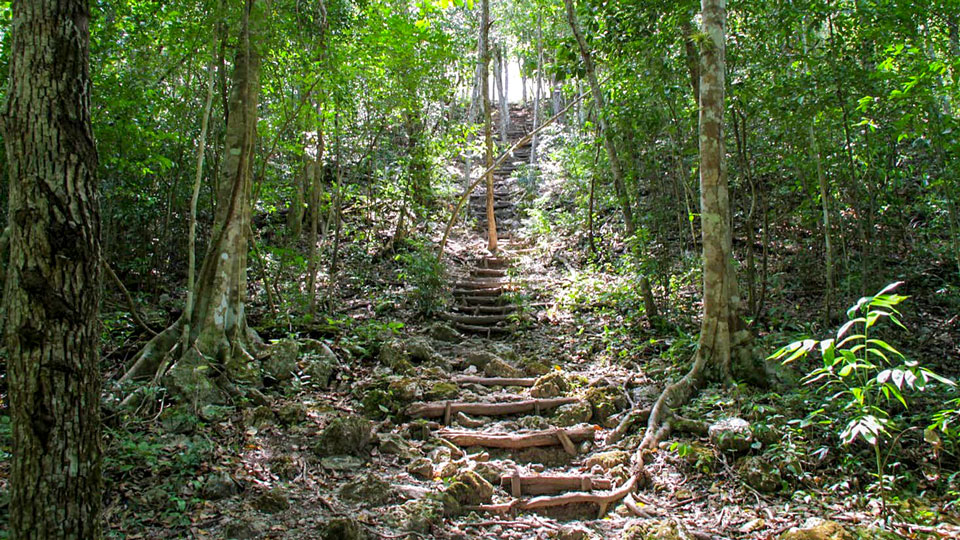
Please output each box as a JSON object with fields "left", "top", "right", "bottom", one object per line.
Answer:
{"left": 481, "top": 0, "right": 498, "bottom": 252}
{"left": 184, "top": 27, "right": 219, "bottom": 356}
{"left": 563, "top": 0, "right": 636, "bottom": 238}
{"left": 1, "top": 0, "right": 102, "bottom": 536}
{"left": 307, "top": 110, "right": 325, "bottom": 314}
{"left": 530, "top": 13, "right": 543, "bottom": 166}
{"left": 495, "top": 45, "right": 509, "bottom": 144}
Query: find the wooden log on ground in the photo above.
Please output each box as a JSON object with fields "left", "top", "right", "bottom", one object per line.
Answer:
{"left": 454, "top": 323, "right": 512, "bottom": 335}
{"left": 454, "top": 376, "right": 536, "bottom": 387}
{"left": 437, "top": 426, "right": 595, "bottom": 449}
{"left": 408, "top": 397, "right": 577, "bottom": 418}
{"left": 499, "top": 474, "right": 612, "bottom": 496}
{"left": 452, "top": 287, "right": 503, "bottom": 297}
{"left": 443, "top": 312, "right": 510, "bottom": 325}
{"left": 452, "top": 279, "right": 507, "bottom": 289}
{"left": 453, "top": 304, "right": 517, "bottom": 315}
{"left": 454, "top": 295, "right": 508, "bottom": 306}
{"left": 468, "top": 475, "right": 637, "bottom": 518}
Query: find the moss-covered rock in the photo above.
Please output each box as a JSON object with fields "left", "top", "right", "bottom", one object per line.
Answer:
{"left": 585, "top": 450, "right": 630, "bottom": 472}
{"left": 483, "top": 357, "right": 525, "bottom": 378}
{"left": 268, "top": 455, "right": 298, "bottom": 480}
{"left": 464, "top": 350, "right": 500, "bottom": 370}
{"left": 585, "top": 386, "right": 626, "bottom": 426}
{"left": 780, "top": 519, "right": 852, "bottom": 540}
{"left": 445, "top": 470, "right": 494, "bottom": 506}
{"left": 519, "top": 357, "right": 551, "bottom": 376}
{"left": 319, "top": 517, "right": 369, "bottom": 540}
{"left": 552, "top": 400, "right": 593, "bottom": 427}
{"left": 243, "top": 405, "right": 275, "bottom": 429}
{"left": 263, "top": 339, "right": 299, "bottom": 383}
{"left": 340, "top": 473, "right": 396, "bottom": 506}
{"left": 428, "top": 322, "right": 462, "bottom": 343}
{"left": 407, "top": 336, "right": 441, "bottom": 363}
{"left": 740, "top": 455, "right": 782, "bottom": 493}
{"left": 398, "top": 495, "right": 447, "bottom": 533}
{"left": 314, "top": 415, "right": 374, "bottom": 457}
{"left": 164, "top": 348, "right": 225, "bottom": 408}
{"left": 623, "top": 519, "right": 693, "bottom": 540}
{"left": 425, "top": 381, "right": 459, "bottom": 400}
{"left": 531, "top": 372, "right": 569, "bottom": 398}
{"left": 252, "top": 488, "right": 289, "bottom": 514}
{"left": 379, "top": 339, "right": 409, "bottom": 370}
{"left": 709, "top": 417, "right": 753, "bottom": 453}
{"left": 276, "top": 402, "right": 308, "bottom": 426}
{"left": 406, "top": 457, "right": 434, "bottom": 479}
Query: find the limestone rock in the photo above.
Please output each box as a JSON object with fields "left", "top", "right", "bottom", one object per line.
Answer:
{"left": 224, "top": 513, "right": 266, "bottom": 539}
{"left": 553, "top": 400, "right": 593, "bottom": 427}
{"left": 780, "top": 519, "right": 852, "bottom": 540}
{"left": 740, "top": 456, "right": 782, "bottom": 493}
{"left": 243, "top": 405, "right": 275, "bottom": 429}
{"left": 314, "top": 415, "right": 374, "bottom": 457}
{"left": 518, "top": 415, "right": 552, "bottom": 430}
{"left": 406, "top": 336, "right": 441, "bottom": 363}
{"left": 472, "top": 461, "right": 509, "bottom": 485}
{"left": 252, "top": 488, "right": 289, "bottom": 514}
{"left": 302, "top": 342, "right": 338, "bottom": 388}
{"left": 483, "top": 357, "right": 525, "bottom": 378}
{"left": 276, "top": 402, "right": 308, "bottom": 426}
{"left": 340, "top": 473, "right": 396, "bottom": 506}
{"left": 709, "top": 417, "right": 753, "bottom": 452}
{"left": 319, "top": 517, "right": 369, "bottom": 540}
{"left": 407, "top": 457, "right": 434, "bottom": 479}
{"left": 264, "top": 339, "right": 299, "bottom": 382}
{"left": 425, "top": 381, "right": 459, "bottom": 401}
{"left": 428, "top": 322, "right": 462, "bottom": 343}
{"left": 585, "top": 450, "right": 630, "bottom": 472}
{"left": 164, "top": 348, "right": 224, "bottom": 408}
{"left": 445, "top": 470, "right": 494, "bottom": 506}
{"left": 555, "top": 526, "right": 591, "bottom": 540}
{"left": 379, "top": 339, "right": 408, "bottom": 370}
{"left": 464, "top": 350, "right": 500, "bottom": 370}
{"left": 201, "top": 472, "right": 240, "bottom": 500}
{"left": 398, "top": 496, "right": 445, "bottom": 533}
{"left": 378, "top": 433, "right": 419, "bottom": 460}
{"left": 268, "top": 455, "right": 299, "bottom": 480}
{"left": 531, "top": 372, "right": 569, "bottom": 398}
{"left": 585, "top": 386, "right": 626, "bottom": 425}
{"left": 623, "top": 519, "right": 693, "bottom": 540}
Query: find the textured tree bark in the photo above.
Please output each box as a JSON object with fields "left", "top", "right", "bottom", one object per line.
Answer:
{"left": 122, "top": 0, "right": 265, "bottom": 386}
{"left": 530, "top": 13, "right": 543, "bottom": 167}
{"left": 1, "top": 1, "right": 103, "bottom": 537}
{"left": 481, "top": 0, "right": 498, "bottom": 252}
{"left": 636, "top": 0, "right": 734, "bottom": 456}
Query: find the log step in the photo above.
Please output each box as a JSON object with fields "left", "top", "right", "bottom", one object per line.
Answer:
{"left": 500, "top": 474, "right": 612, "bottom": 496}
{"left": 471, "top": 267, "right": 507, "bottom": 278}
{"left": 442, "top": 312, "right": 511, "bottom": 326}
{"left": 452, "top": 304, "right": 516, "bottom": 315}
{"left": 454, "top": 295, "right": 508, "bottom": 306}
{"left": 451, "top": 287, "right": 503, "bottom": 297}
{"left": 454, "top": 376, "right": 537, "bottom": 387}
{"left": 407, "top": 397, "right": 578, "bottom": 419}
{"left": 437, "top": 426, "right": 595, "bottom": 449}
{"left": 452, "top": 278, "right": 507, "bottom": 289}
{"left": 454, "top": 323, "right": 512, "bottom": 335}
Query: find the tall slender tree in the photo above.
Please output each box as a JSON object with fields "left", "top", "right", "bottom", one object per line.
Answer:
{"left": 481, "top": 0, "right": 498, "bottom": 252}
{"left": 1, "top": 0, "right": 103, "bottom": 537}
{"left": 638, "top": 0, "right": 735, "bottom": 452}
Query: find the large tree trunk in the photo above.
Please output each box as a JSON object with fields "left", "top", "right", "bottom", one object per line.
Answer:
{"left": 122, "top": 0, "right": 265, "bottom": 390}
{"left": 1, "top": 0, "right": 103, "bottom": 537}
{"left": 636, "top": 0, "right": 734, "bottom": 456}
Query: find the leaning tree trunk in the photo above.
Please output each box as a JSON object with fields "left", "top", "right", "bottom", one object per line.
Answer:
{"left": 1, "top": 0, "right": 103, "bottom": 537}
{"left": 122, "top": 0, "right": 265, "bottom": 391}
{"left": 481, "top": 0, "right": 498, "bottom": 252}
{"left": 636, "top": 0, "right": 734, "bottom": 456}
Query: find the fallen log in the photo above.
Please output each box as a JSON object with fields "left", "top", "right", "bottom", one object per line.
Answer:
{"left": 454, "top": 323, "right": 512, "bottom": 335}
{"left": 408, "top": 397, "right": 577, "bottom": 418}
{"left": 454, "top": 376, "right": 536, "bottom": 387}
{"left": 437, "top": 426, "right": 596, "bottom": 449}
{"left": 443, "top": 313, "right": 511, "bottom": 325}
{"left": 499, "top": 474, "right": 612, "bottom": 496}
{"left": 468, "top": 475, "right": 637, "bottom": 519}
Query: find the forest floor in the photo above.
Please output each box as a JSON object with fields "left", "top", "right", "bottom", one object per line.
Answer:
{"left": 3, "top": 109, "right": 960, "bottom": 540}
